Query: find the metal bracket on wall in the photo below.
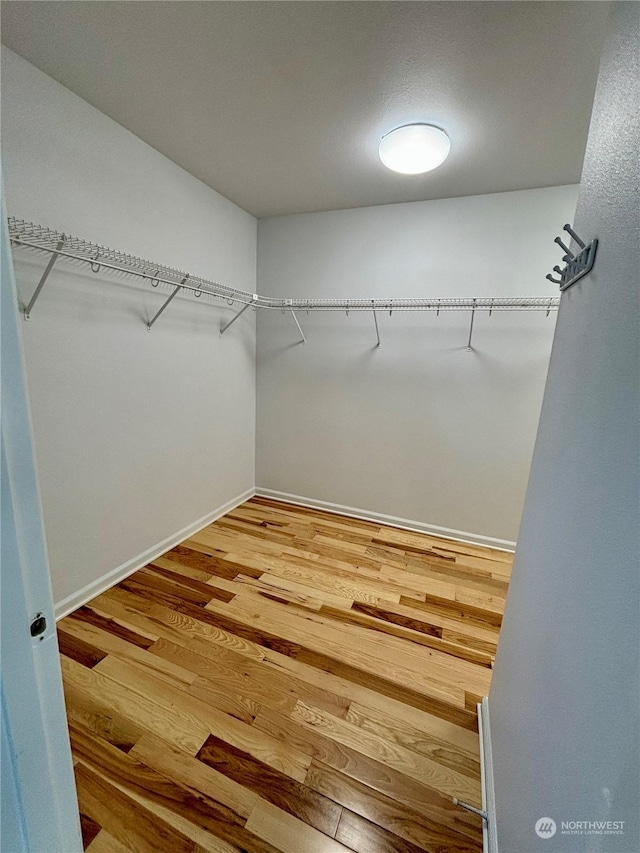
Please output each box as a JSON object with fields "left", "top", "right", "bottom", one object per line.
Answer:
{"left": 23, "top": 236, "right": 65, "bottom": 319}
{"left": 546, "top": 224, "right": 598, "bottom": 291}
{"left": 289, "top": 307, "right": 306, "bottom": 344}
{"left": 372, "top": 300, "right": 381, "bottom": 347}
{"left": 453, "top": 797, "right": 489, "bottom": 824}
{"left": 220, "top": 294, "right": 258, "bottom": 335}
{"left": 466, "top": 299, "right": 477, "bottom": 351}
{"left": 147, "top": 275, "right": 189, "bottom": 330}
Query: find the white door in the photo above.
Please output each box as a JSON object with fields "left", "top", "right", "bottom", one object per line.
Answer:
{"left": 1, "top": 179, "right": 83, "bottom": 852}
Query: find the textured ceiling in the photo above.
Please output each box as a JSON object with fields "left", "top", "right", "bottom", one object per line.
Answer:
{"left": 1, "top": 1, "right": 609, "bottom": 217}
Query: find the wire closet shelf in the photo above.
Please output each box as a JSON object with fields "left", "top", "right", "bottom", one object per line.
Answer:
{"left": 8, "top": 217, "right": 560, "bottom": 324}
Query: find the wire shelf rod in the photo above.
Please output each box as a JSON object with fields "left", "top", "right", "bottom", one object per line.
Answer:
{"left": 10, "top": 236, "right": 255, "bottom": 306}
{"left": 9, "top": 218, "right": 561, "bottom": 316}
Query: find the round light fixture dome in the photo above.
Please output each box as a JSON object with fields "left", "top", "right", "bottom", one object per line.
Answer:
{"left": 379, "top": 124, "right": 450, "bottom": 175}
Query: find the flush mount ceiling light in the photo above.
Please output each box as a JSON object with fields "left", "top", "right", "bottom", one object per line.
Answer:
{"left": 379, "top": 124, "right": 451, "bottom": 175}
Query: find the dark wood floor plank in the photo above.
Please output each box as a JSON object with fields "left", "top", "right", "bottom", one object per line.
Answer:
{"left": 121, "top": 568, "right": 231, "bottom": 608}
{"left": 69, "top": 605, "right": 156, "bottom": 648}
{"left": 306, "top": 761, "right": 482, "bottom": 849}
{"left": 85, "top": 829, "right": 135, "bottom": 853}
{"left": 335, "top": 807, "right": 479, "bottom": 853}
{"left": 165, "top": 543, "right": 265, "bottom": 581}
{"left": 58, "top": 629, "right": 108, "bottom": 669}
{"left": 352, "top": 601, "right": 443, "bottom": 637}
{"left": 197, "top": 733, "right": 342, "bottom": 838}
{"left": 145, "top": 562, "right": 235, "bottom": 602}
{"left": 79, "top": 812, "right": 102, "bottom": 849}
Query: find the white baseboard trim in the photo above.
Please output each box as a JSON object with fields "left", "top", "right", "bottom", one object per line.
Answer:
{"left": 54, "top": 487, "right": 256, "bottom": 621}
{"left": 255, "top": 488, "right": 516, "bottom": 552}
{"left": 478, "top": 697, "right": 499, "bottom": 853}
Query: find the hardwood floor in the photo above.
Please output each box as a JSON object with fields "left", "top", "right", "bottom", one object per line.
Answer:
{"left": 58, "top": 497, "right": 512, "bottom": 853}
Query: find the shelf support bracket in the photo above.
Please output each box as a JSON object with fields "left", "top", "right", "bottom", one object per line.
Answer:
{"left": 23, "top": 237, "right": 65, "bottom": 319}
{"left": 372, "top": 301, "right": 380, "bottom": 347}
{"left": 453, "top": 798, "right": 489, "bottom": 824}
{"left": 220, "top": 301, "right": 251, "bottom": 334}
{"left": 466, "top": 299, "right": 477, "bottom": 351}
{"left": 147, "top": 275, "right": 188, "bottom": 331}
{"left": 290, "top": 309, "right": 306, "bottom": 344}
{"left": 220, "top": 294, "right": 258, "bottom": 335}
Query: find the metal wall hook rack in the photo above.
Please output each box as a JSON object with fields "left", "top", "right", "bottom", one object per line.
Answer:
{"left": 546, "top": 223, "right": 598, "bottom": 291}
{"left": 9, "top": 218, "right": 561, "bottom": 342}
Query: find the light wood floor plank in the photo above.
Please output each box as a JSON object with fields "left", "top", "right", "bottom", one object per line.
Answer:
{"left": 289, "top": 701, "right": 481, "bottom": 804}
{"left": 62, "top": 655, "right": 209, "bottom": 755}
{"left": 85, "top": 830, "right": 132, "bottom": 853}
{"left": 245, "top": 801, "right": 352, "bottom": 853}
{"left": 94, "top": 655, "right": 312, "bottom": 782}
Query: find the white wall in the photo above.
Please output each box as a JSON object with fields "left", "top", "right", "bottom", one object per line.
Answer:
{"left": 256, "top": 185, "right": 578, "bottom": 545}
{"left": 1, "top": 48, "right": 257, "bottom": 611}
{"left": 489, "top": 3, "right": 640, "bottom": 850}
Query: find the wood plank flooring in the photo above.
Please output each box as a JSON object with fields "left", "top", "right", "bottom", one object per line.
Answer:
{"left": 58, "top": 496, "right": 512, "bottom": 853}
